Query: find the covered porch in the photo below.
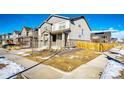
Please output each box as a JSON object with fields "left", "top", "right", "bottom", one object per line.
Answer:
{"left": 49, "top": 29, "right": 70, "bottom": 49}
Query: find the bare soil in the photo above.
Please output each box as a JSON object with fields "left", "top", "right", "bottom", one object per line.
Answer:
{"left": 0, "top": 64, "right": 7, "bottom": 69}
{"left": 25, "top": 50, "right": 57, "bottom": 62}
{"left": 43, "top": 49, "right": 100, "bottom": 72}
{"left": 25, "top": 49, "right": 100, "bottom": 72}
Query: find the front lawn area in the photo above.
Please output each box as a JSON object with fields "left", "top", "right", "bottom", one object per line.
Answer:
{"left": 6, "top": 46, "right": 21, "bottom": 51}
{"left": 0, "top": 64, "right": 7, "bottom": 69}
{"left": 25, "top": 49, "right": 100, "bottom": 72}
{"left": 25, "top": 49, "right": 58, "bottom": 62}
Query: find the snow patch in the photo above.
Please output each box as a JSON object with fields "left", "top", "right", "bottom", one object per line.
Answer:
{"left": 0, "top": 57, "right": 24, "bottom": 79}
{"left": 100, "top": 60, "right": 124, "bottom": 79}
{"left": 119, "top": 50, "right": 124, "bottom": 56}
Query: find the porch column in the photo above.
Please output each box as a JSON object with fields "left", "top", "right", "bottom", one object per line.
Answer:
{"left": 48, "top": 33, "right": 52, "bottom": 49}
{"left": 62, "top": 33, "right": 65, "bottom": 48}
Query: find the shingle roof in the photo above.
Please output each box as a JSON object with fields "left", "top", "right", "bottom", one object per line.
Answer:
{"left": 14, "top": 30, "right": 21, "bottom": 34}
{"left": 8, "top": 33, "right": 12, "bottom": 35}
{"left": 24, "top": 26, "right": 33, "bottom": 31}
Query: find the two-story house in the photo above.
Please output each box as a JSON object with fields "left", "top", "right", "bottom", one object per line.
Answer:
{"left": 1, "top": 34, "right": 8, "bottom": 45}
{"left": 12, "top": 31, "right": 21, "bottom": 44}
{"left": 38, "top": 15, "right": 91, "bottom": 49}
{"left": 18, "top": 26, "right": 38, "bottom": 48}
{"left": 91, "top": 31, "right": 111, "bottom": 43}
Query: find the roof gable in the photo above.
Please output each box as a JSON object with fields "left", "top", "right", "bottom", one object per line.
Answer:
{"left": 24, "top": 26, "right": 32, "bottom": 31}
{"left": 38, "top": 15, "right": 91, "bottom": 31}
{"left": 39, "top": 15, "right": 70, "bottom": 28}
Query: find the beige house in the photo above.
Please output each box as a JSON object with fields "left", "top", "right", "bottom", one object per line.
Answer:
{"left": 18, "top": 26, "right": 38, "bottom": 48}
{"left": 12, "top": 31, "right": 21, "bottom": 44}
{"left": 0, "top": 15, "right": 112, "bottom": 48}
{"left": 1, "top": 34, "right": 6, "bottom": 45}
{"left": 38, "top": 15, "right": 91, "bottom": 49}
{"left": 1, "top": 33, "right": 13, "bottom": 45}
{"left": 91, "top": 31, "right": 111, "bottom": 43}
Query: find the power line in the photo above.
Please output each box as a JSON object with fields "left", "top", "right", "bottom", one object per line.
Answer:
{"left": 6, "top": 51, "right": 61, "bottom": 79}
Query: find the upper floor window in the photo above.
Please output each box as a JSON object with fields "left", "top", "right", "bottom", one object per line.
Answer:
{"left": 59, "top": 22, "right": 66, "bottom": 30}
{"left": 82, "top": 29, "right": 84, "bottom": 35}
{"left": 102, "top": 36, "right": 107, "bottom": 38}
{"left": 78, "top": 24, "right": 81, "bottom": 27}
{"left": 44, "top": 26, "right": 48, "bottom": 31}
{"left": 78, "top": 35, "right": 81, "bottom": 38}
{"left": 27, "top": 31, "right": 29, "bottom": 36}
{"left": 52, "top": 25, "right": 55, "bottom": 30}
{"left": 56, "top": 34, "right": 62, "bottom": 40}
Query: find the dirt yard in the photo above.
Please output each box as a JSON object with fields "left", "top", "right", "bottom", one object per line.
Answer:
{"left": 25, "top": 50, "right": 58, "bottom": 62}
{"left": 0, "top": 64, "right": 7, "bottom": 69}
{"left": 25, "top": 49, "right": 100, "bottom": 72}
{"left": 6, "top": 46, "right": 21, "bottom": 51}
{"left": 120, "top": 70, "right": 124, "bottom": 79}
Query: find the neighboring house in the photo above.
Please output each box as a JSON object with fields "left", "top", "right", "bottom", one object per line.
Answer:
{"left": 8, "top": 33, "right": 13, "bottom": 39}
{"left": 91, "top": 31, "right": 111, "bottom": 43}
{"left": 1, "top": 33, "right": 14, "bottom": 45}
{"left": 1, "top": 34, "right": 7, "bottom": 45}
{"left": 111, "top": 38, "right": 118, "bottom": 42}
{"left": 6, "top": 33, "right": 13, "bottom": 44}
{"left": 38, "top": 15, "right": 91, "bottom": 49}
{"left": 18, "top": 26, "right": 38, "bottom": 48}
{"left": 12, "top": 31, "right": 21, "bottom": 44}
{"left": 0, "top": 35, "right": 2, "bottom": 44}
{"left": 1, "top": 31, "right": 20, "bottom": 45}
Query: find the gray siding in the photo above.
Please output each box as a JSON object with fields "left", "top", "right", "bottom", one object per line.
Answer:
{"left": 69, "top": 18, "right": 91, "bottom": 41}
{"left": 47, "top": 16, "right": 68, "bottom": 23}
{"left": 91, "top": 32, "right": 111, "bottom": 43}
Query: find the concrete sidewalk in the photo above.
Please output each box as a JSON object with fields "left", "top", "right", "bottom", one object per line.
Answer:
{"left": 62, "top": 54, "right": 108, "bottom": 79}
{"left": 0, "top": 48, "right": 65, "bottom": 79}
{"left": 0, "top": 48, "right": 108, "bottom": 79}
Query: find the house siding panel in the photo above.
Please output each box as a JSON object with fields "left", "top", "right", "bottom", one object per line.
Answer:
{"left": 70, "top": 18, "right": 91, "bottom": 41}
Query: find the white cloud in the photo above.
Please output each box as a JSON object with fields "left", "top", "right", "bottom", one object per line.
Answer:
{"left": 107, "top": 27, "right": 118, "bottom": 31}
{"left": 108, "top": 27, "right": 114, "bottom": 30}
{"left": 112, "top": 31, "right": 124, "bottom": 39}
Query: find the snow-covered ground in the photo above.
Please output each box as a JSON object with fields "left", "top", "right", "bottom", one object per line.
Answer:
{"left": 100, "top": 60, "right": 124, "bottom": 79}
{"left": 101, "top": 48, "right": 124, "bottom": 79}
{"left": 0, "top": 57, "right": 24, "bottom": 79}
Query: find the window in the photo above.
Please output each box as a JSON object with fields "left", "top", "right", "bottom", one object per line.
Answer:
{"left": 44, "top": 26, "right": 48, "bottom": 31}
{"left": 102, "top": 36, "right": 105, "bottom": 38}
{"left": 59, "top": 22, "right": 66, "bottom": 30}
{"left": 82, "top": 29, "right": 84, "bottom": 35}
{"left": 52, "top": 25, "right": 55, "bottom": 30}
{"left": 102, "top": 36, "right": 107, "bottom": 38}
{"left": 27, "top": 31, "right": 29, "bottom": 36}
{"left": 44, "top": 34, "right": 48, "bottom": 36}
{"left": 52, "top": 35, "right": 56, "bottom": 42}
{"left": 44, "top": 34, "right": 48, "bottom": 41}
{"left": 103, "top": 40, "right": 106, "bottom": 43}
{"left": 57, "top": 34, "right": 62, "bottom": 40}
{"left": 78, "top": 35, "right": 81, "bottom": 38}
{"left": 78, "top": 24, "right": 81, "bottom": 27}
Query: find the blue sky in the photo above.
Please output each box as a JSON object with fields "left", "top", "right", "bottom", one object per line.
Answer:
{"left": 0, "top": 14, "right": 124, "bottom": 34}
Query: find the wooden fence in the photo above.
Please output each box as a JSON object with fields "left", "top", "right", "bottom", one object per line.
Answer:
{"left": 76, "top": 41, "right": 118, "bottom": 52}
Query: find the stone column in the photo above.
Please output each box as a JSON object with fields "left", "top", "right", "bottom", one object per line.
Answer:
{"left": 48, "top": 33, "right": 52, "bottom": 50}
{"left": 62, "top": 33, "right": 65, "bottom": 48}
